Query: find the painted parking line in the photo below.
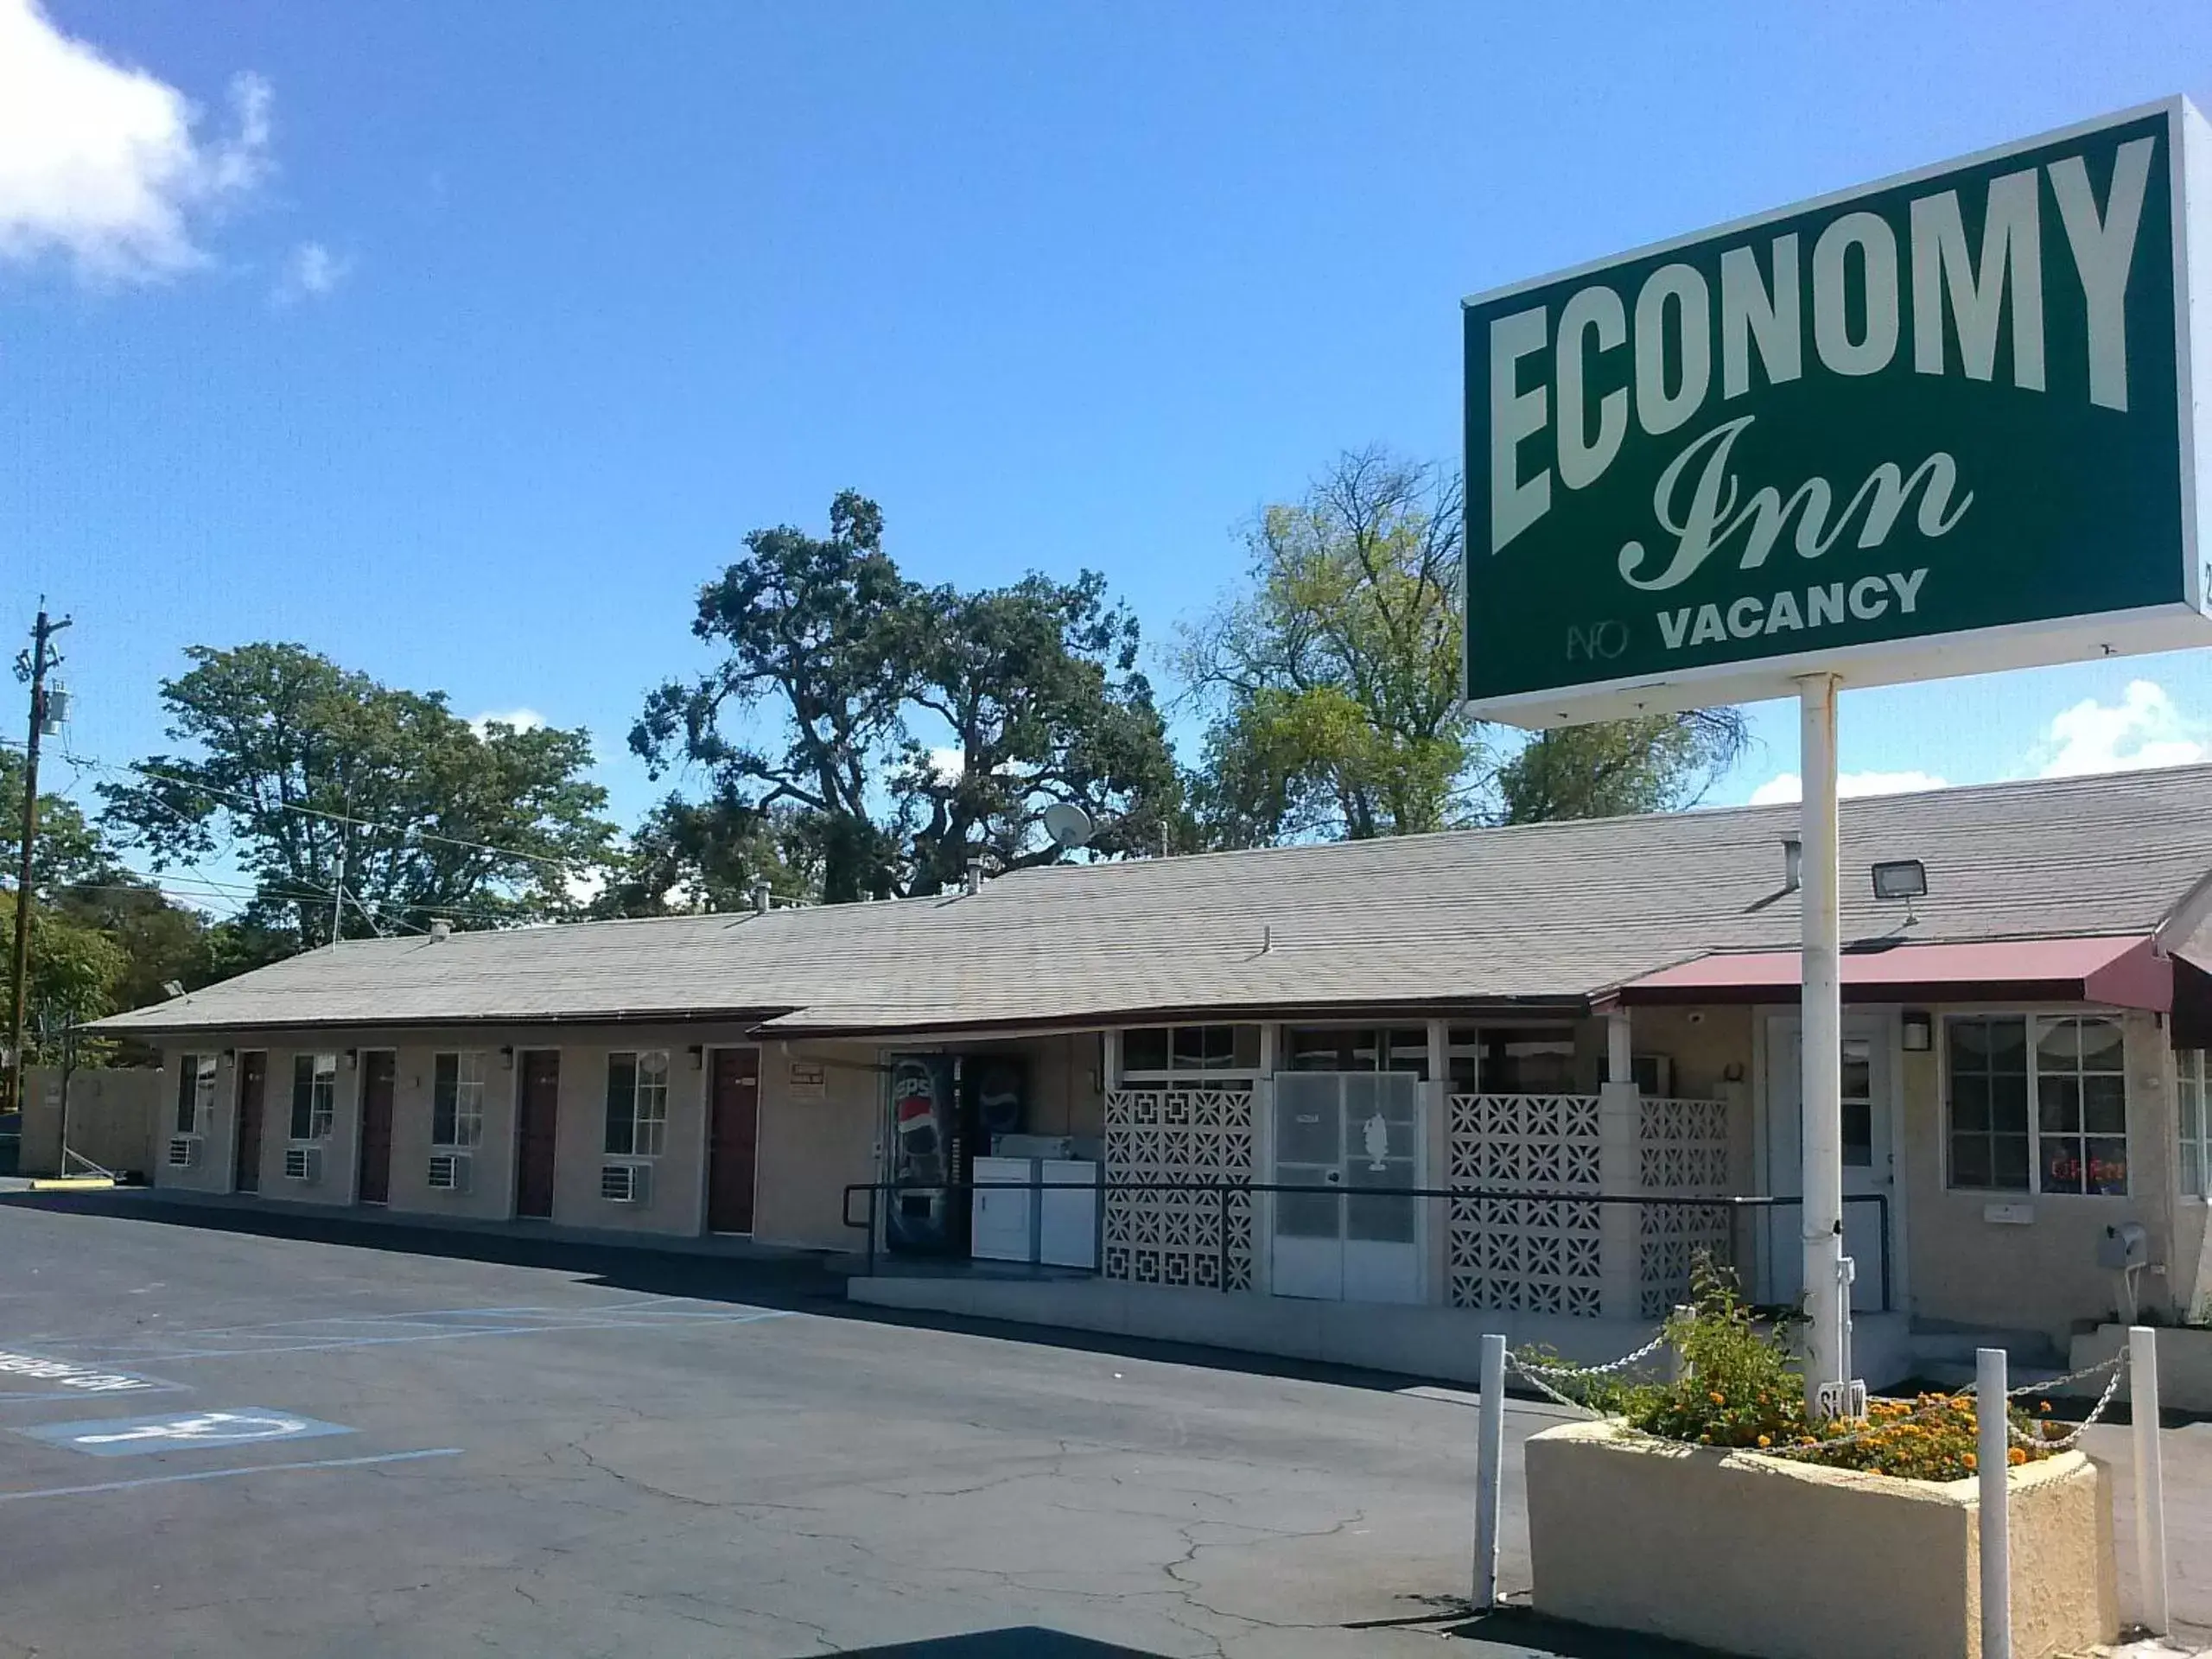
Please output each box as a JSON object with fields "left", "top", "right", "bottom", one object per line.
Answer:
{"left": 22, "top": 1300, "right": 791, "bottom": 1362}
{"left": 19, "top": 1408, "right": 353, "bottom": 1457}
{"left": 0, "top": 1446, "right": 461, "bottom": 1505}
{"left": 74, "top": 1310, "right": 793, "bottom": 1363}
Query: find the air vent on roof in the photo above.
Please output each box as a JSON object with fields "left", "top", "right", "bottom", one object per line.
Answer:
{"left": 428, "top": 918, "right": 454, "bottom": 941}
{"left": 1782, "top": 837, "right": 1802, "bottom": 893}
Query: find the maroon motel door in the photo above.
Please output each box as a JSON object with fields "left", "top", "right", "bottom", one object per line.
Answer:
{"left": 708, "top": 1049, "right": 760, "bottom": 1234}
{"left": 357, "top": 1051, "right": 396, "bottom": 1204}
{"left": 233, "top": 1052, "right": 267, "bottom": 1192}
{"left": 516, "top": 1052, "right": 561, "bottom": 1219}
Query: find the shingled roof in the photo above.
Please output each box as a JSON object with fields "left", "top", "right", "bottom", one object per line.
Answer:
{"left": 89, "top": 766, "right": 2212, "bottom": 1039}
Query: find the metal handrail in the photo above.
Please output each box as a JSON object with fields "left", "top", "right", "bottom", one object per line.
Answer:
{"left": 841, "top": 1178, "right": 1891, "bottom": 1311}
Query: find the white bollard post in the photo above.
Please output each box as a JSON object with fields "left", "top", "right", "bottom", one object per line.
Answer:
{"left": 1979, "top": 1346, "right": 2012, "bottom": 1659}
{"left": 1474, "top": 1332, "right": 1506, "bottom": 1611}
{"left": 2131, "top": 1325, "right": 2169, "bottom": 1636}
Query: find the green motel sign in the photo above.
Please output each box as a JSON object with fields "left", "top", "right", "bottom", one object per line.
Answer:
{"left": 1463, "top": 99, "right": 2212, "bottom": 725}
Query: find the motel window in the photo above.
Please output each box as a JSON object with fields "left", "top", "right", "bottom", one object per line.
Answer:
{"left": 431, "top": 1052, "right": 486, "bottom": 1148}
{"left": 2181, "top": 1052, "right": 2211, "bottom": 1198}
{"left": 604, "top": 1051, "right": 670, "bottom": 1157}
{"left": 289, "top": 1052, "right": 337, "bottom": 1141}
{"left": 1286, "top": 1027, "right": 1431, "bottom": 1079}
{"left": 174, "top": 1053, "right": 217, "bottom": 1135}
{"left": 1946, "top": 1015, "right": 2126, "bottom": 1195}
{"left": 1119, "top": 1026, "right": 1261, "bottom": 1078}
{"left": 1446, "top": 1026, "right": 1580, "bottom": 1093}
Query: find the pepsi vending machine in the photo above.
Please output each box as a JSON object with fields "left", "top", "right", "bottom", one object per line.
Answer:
{"left": 885, "top": 1054, "right": 960, "bottom": 1255}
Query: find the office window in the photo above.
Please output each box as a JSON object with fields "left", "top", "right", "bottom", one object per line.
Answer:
{"left": 1283, "top": 1027, "right": 1430, "bottom": 1077}
{"left": 1119, "top": 1026, "right": 1261, "bottom": 1077}
{"left": 1947, "top": 1015, "right": 2126, "bottom": 1195}
{"left": 290, "top": 1052, "right": 337, "bottom": 1141}
{"left": 1445, "top": 1026, "right": 1579, "bottom": 1092}
{"left": 431, "top": 1052, "right": 486, "bottom": 1148}
{"left": 174, "top": 1053, "right": 217, "bottom": 1135}
{"left": 605, "top": 1051, "right": 670, "bottom": 1157}
{"left": 2181, "top": 1052, "right": 2210, "bottom": 1198}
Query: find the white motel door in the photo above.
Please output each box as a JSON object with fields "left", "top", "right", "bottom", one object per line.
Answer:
{"left": 1764, "top": 1016, "right": 1892, "bottom": 1313}
{"left": 1268, "top": 1071, "right": 1422, "bottom": 1304}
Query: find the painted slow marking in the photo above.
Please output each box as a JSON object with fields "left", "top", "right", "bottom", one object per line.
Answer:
{"left": 0, "top": 1349, "right": 163, "bottom": 1395}
{"left": 0, "top": 1446, "right": 461, "bottom": 1504}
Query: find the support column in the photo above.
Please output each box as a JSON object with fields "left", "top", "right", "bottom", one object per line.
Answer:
{"left": 1798, "top": 674, "right": 1851, "bottom": 1409}
{"left": 1598, "top": 1008, "right": 1643, "bottom": 1320}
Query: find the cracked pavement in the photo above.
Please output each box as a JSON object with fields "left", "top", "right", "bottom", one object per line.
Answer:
{"left": 0, "top": 1196, "right": 1575, "bottom": 1657}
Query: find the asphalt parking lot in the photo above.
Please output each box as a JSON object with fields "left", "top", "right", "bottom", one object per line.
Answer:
{"left": 0, "top": 1192, "right": 1618, "bottom": 1659}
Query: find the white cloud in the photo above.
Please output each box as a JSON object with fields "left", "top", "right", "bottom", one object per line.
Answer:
{"left": 2036, "top": 679, "right": 2207, "bottom": 779}
{"left": 273, "top": 238, "right": 348, "bottom": 303}
{"left": 924, "top": 746, "right": 965, "bottom": 780}
{"left": 1749, "top": 770, "right": 1950, "bottom": 806}
{"left": 468, "top": 708, "right": 545, "bottom": 738}
{"left": 0, "top": 0, "right": 273, "bottom": 283}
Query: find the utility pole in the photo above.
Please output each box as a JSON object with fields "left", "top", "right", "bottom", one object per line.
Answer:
{"left": 8, "top": 606, "right": 71, "bottom": 1116}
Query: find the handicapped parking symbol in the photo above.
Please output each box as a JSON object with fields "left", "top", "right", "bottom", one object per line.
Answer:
{"left": 74, "top": 1412, "right": 308, "bottom": 1447}
{"left": 19, "top": 1407, "right": 353, "bottom": 1457}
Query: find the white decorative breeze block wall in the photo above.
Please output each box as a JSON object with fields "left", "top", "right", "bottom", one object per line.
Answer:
{"left": 1446, "top": 1094, "right": 1604, "bottom": 1317}
{"left": 1444, "top": 1093, "right": 1732, "bottom": 1319}
{"left": 1637, "top": 1096, "right": 1732, "bottom": 1319}
{"left": 1103, "top": 1087, "right": 1255, "bottom": 1290}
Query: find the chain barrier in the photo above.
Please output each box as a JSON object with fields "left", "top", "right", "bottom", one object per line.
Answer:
{"left": 1500, "top": 1336, "right": 2126, "bottom": 1464}
{"left": 2011, "top": 1350, "right": 2126, "bottom": 1452}
{"left": 1506, "top": 1331, "right": 1670, "bottom": 1380}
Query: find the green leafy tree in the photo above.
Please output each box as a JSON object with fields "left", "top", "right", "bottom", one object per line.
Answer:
{"left": 897, "top": 572, "right": 1181, "bottom": 893}
{"left": 1179, "top": 449, "right": 1476, "bottom": 844}
{"left": 632, "top": 493, "right": 1181, "bottom": 902}
{"left": 633, "top": 491, "right": 912, "bottom": 904}
{"left": 1, "top": 898, "right": 126, "bottom": 1065}
{"left": 593, "top": 796, "right": 822, "bottom": 917}
{"left": 1491, "top": 714, "right": 1749, "bottom": 823}
{"left": 101, "top": 644, "right": 615, "bottom": 945}
{"left": 1179, "top": 448, "right": 1745, "bottom": 843}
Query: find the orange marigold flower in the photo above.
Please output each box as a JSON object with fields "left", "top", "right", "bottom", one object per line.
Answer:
{"left": 1708, "top": 1391, "right": 1725, "bottom": 1406}
{"left": 1757, "top": 1434, "right": 1771, "bottom": 1448}
{"left": 2008, "top": 1446, "right": 2029, "bottom": 1466}
{"left": 1962, "top": 1452, "right": 1977, "bottom": 1469}
{"left": 2038, "top": 1402, "right": 2052, "bottom": 1414}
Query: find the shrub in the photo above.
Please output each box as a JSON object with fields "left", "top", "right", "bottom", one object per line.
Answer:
{"left": 1515, "top": 1255, "right": 2059, "bottom": 1482}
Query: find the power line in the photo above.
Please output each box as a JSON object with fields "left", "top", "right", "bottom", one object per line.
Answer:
{"left": 4, "top": 739, "right": 594, "bottom": 876}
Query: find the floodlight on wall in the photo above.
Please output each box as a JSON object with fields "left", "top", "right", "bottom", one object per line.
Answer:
{"left": 1902, "top": 1011, "right": 1934, "bottom": 1052}
{"left": 1872, "top": 859, "right": 1928, "bottom": 901}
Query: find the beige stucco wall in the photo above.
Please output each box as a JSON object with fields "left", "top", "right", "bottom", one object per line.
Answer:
{"left": 1902, "top": 1007, "right": 2172, "bottom": 1339}
{"left": 1528, "top": 1420, "right": 2115, "bottom": 1659}
{"left": 153, "top": 1024, "right": 764, "bottom": 1232}
{"left": 755, "top": 1039, "right": 880, "bottom": 1250}
{"left": 21, "top": 1066, "right": 159, "bottom": 1177}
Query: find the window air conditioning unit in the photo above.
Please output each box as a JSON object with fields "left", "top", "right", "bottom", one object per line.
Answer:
{"left": 166, "top": 1136, "right": 200, "bottom": 1169}
{"left": 283, "top": 1146, "right": 322, "bottom": 1184}
{"left": 426, "top": 1152, "right": 472, "bottom": 1193}
{"left": 600, "top": 1162, "right": 649, "bottom": 1204}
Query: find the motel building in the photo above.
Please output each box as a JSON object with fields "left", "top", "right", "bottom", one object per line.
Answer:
{"left": 89, "top": 766, "right": 2212, "bottom": 1389}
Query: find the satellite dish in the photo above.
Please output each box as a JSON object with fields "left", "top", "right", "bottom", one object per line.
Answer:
{"left": 1042, "top": 803, "right": 1094, "bottom": 850}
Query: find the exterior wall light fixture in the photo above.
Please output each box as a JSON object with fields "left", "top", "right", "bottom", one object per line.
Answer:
{"left": 1902, "top": 1011, "right": 1934, "bottom": 1052}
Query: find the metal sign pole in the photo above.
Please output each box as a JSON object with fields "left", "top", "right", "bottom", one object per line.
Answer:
{"left": 1798, "top": 674, "right": 1849, "bottom": 1413}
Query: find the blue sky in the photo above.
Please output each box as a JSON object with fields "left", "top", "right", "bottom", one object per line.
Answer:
{"left": 9, "top": 0, "right": 2212, "bottom": 886}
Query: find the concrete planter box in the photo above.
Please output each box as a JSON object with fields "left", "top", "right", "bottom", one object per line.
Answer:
{"left": 1527, "top": 1420, "right": 2115, "bottom": 1659}
{"left": 2068, "top": 1322, "right": 2212, "bottom": 1413}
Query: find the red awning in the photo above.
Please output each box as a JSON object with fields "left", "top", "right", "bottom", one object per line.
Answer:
{"left": 1611, "top": 934, "right": 2172, "bottom": 1011}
